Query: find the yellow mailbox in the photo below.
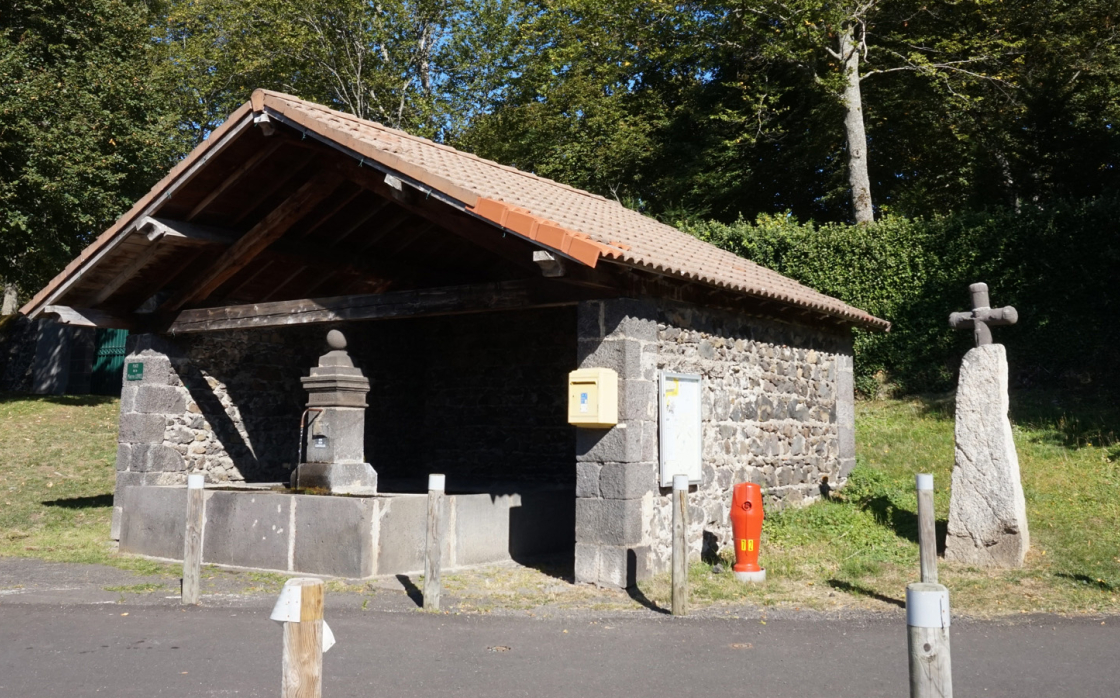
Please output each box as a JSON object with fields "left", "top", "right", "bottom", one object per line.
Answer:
{"left": 568, "top": 368, "right": 618, "bottom": 427}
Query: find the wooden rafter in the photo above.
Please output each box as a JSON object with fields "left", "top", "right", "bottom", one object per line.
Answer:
{"left": 384, "top": 222, "right": 435, "bottom": 256}
{"left": 115, "top": 248, "right": 206, "bottom": 312}
{"left": 83, "top": 239, "right": 165, "bottom": 308}
{"left": 146, "top": 217, "right": 238, "bottom": 245}
{"left": 258, "top": 265, "right": 308, "bottom": 303}
{"left": 81, "top": 217, "right": 238, "bottom": 308}
{"left": 340, "top": 162, "right": 539, "bottom": 272}
{"left": 295, "top": 184, "right": 366, "bottom": 240}
{"left": 224, "top": 258, "right": 276, "bottom": 300}
{"left": 355, "top": 208, "right": 423, "bottom": 254}
{"left": 185, "top": 139, "right": 284, "bottom": 221}
{"left": 160, "top": 170, "right": 346, "bottom": 313}
{"left": 328, "top": 197, "right": 394, "bottom": 248}
{"left": 129, "top": 216, "right": 416, "bottom": 297}
{"left": 231, "top": 150, "right": 317, "bottom": 224}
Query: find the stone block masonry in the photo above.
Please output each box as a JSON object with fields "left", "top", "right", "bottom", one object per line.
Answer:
{"left": 574, "top": 299, "right": 660, "bottom": 588}
{"left": 111, "top": 309, "right": 578, "bottom": 539}
{"left": 112, "top": 331, "right": 318, "bottom": 538}
{"left": 650, "top": 300, "right": 853, "bottom": 574}
{"left": 118, "top": 486, "right": 573, "bottom": 578}
{"left": 574, "top": 297, "right": 854, "bottom": 588}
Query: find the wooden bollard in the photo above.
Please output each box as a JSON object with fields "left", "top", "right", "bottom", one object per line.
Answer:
{"left": 181, "top": 473, "right": 205, "bottom": 605}
{"left": 272, "top": 578, "right": 335, "bottom": 698}
{"left": 671, "top": 474, "right": 689, "bottom": 616}
{"left": 916, "top": 474, "right": 938, "bottom": 584}
{"left": 423, "top": 474, "right": 446, "bottom": 611}
{"left": 907, "top": 582, "right": 953, "bottom": 698}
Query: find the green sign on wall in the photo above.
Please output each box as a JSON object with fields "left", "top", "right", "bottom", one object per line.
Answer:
{"left": 125, "top": 362, "right": 144, "bottom": 381}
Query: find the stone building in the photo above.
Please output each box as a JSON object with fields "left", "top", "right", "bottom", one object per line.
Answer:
{"left": 22, "top": 90, "right": 887, "bottom": 587}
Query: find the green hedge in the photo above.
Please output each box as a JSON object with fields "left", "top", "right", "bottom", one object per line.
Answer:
{"left": 682, "top": 198, "right": 1120, "bottom": 394}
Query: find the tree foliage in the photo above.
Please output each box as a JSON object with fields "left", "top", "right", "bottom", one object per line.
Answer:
{"left": 467, "top": 1, "right": 1120, "bottom": 224}
{"left": 0, "top": 0, "right": 189, "bottom": 293}
{"left": 684, "top": 197, "right": 1120, "bottom": 393}
{"left": 164, "top": 0, "right": 526, "bottom": 143}
{"left": 460, "top": 0, "right": 709, "bottom": 210}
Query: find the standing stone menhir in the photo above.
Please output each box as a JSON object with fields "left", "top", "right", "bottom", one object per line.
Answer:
{"left": 945, "top": 283, "right": 1029, "bottom": 567}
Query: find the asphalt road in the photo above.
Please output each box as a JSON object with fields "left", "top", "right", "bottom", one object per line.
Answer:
{"left": 1, "top": 602, "right": 1116, "bottom": 697}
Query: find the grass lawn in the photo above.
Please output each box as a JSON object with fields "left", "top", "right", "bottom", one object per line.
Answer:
{"left": 642, "top": 391, "right": 1120, "bottom": 616}
{"left": 0, "top": 394, "right": 170, "bottom": 576}
{"left": 1, "top": 390, "right": 1116, "bottom": 616}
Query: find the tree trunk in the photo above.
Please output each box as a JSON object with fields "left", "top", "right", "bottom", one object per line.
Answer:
{"left": 994, "top": 149, "right": 1021, "bottom": 212}
{"left": 1, "top": 283, "right": 17, "bottom": 315}
{"left": 839, "top": 25, "right": 874, "bottom": 224}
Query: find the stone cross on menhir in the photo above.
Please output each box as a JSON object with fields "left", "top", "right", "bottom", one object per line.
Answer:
{"left": 948, "top": 282, "right": 1018, "bottom": 346}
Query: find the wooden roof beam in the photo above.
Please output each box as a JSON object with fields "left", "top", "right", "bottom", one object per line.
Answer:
{"left": 231, "top": 150, "right": 318, "bottom": 224}
{"left": 82, "top": 236, "right": 165, "bottom": 308}
{"left": 132, "top": 215, "right": 426, "bottom": 297}
{"left": 145, "top": 217, "right": 238, "bottom": 245}
{"left": 160, "top": 169, "right": 346, "bottom": 313}
{"left": 42, "top": 305, "right": 134, "bottom": 330}
{"left": 166, "top": 278, "right": 611, "bottom": 334}
{"left": 296, "top": 184, "right": 367, "bottom": 240}
{"left": 81, "top": 217, "right": 237, "bottom": 308}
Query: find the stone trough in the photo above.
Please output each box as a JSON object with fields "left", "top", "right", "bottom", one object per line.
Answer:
{"left": 118, "top": 484, "right": 573, "bottom": 578}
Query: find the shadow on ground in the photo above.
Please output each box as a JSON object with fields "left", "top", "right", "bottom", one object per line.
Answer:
{"left": 627, "top": 585, "right": 669, "bottom": 614}
{"left": 1055, "top": 573, "right": 1115, "bottom": 592}
{"left": 863, "top": 495, "right": 949, "bottom": 554}
{"left": 395, "top": 574, "right": 423, "bottom": 608}
{"left": 827, "top": 579, "right": 905, "bottom": 608}
{"left": 511, "top": 553, "right": 575, "bottom": 584}
{"left": 42, "top": 494, "right": 113, "bottom": 509}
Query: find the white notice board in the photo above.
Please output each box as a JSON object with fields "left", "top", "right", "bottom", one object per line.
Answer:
{"left": 659, "top": 371, "right": 702, "bottom": 487}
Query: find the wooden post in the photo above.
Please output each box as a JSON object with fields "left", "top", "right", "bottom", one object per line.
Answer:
{"left": 279, "top": 578, "right": 325, "bottom": 698}
{"left": 907, "top": 582, "right": 953, "bottom": 698}
{"left": 181, "top": 473, "right": 205, "bottom": 605}
{"left": 916, "top": 474, "right": 938, "bottom": 584}
{"left": 671, "top": 474, "right": 689, "bottom": 617}
{"left": 424, "top": 474, "right": 446, "bottom": 611}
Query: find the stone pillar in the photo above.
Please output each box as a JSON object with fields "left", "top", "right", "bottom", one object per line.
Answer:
{"left": 111, "top": 334, "right": 187, "bottom": 539}
{"left": 836, "top": 351, "right": 856, "bottom": 479}
{"left": 945, "top": 344, "right": 1029, "bottom": 566}
{"left": 574, "top": 299, "right": 659, "bottom": 588}
{"left": 292, "top": 330, "right": 377, "bottom": 494}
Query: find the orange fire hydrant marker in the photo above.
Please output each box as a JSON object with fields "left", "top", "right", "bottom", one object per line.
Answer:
{"left": 730, "top": 482, "right": 766, "bottom": 583}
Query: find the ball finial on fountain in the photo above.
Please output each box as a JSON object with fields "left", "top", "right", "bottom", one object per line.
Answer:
{"left": 327, "top": 330, "right": 347, "bottom": 351}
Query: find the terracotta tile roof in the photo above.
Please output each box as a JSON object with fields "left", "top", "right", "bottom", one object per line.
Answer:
{"left": 257, "top": 90, "right": 887, "bottom": 330}
{"left": 24, "top": 89, "right": 887, "bottom": 331}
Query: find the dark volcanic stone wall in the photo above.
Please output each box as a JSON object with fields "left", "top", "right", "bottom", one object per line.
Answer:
{"left": 573, "top": 297, "right": 855, "bottom": 587}
{"left": 114, "top": 307, "right": 578, "bottom": 493}
{"left": 359, "top": 307, "right": 578, "bottom": 490}
{"left": 649, "top": 300, "right": 855, "bottom": 567}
